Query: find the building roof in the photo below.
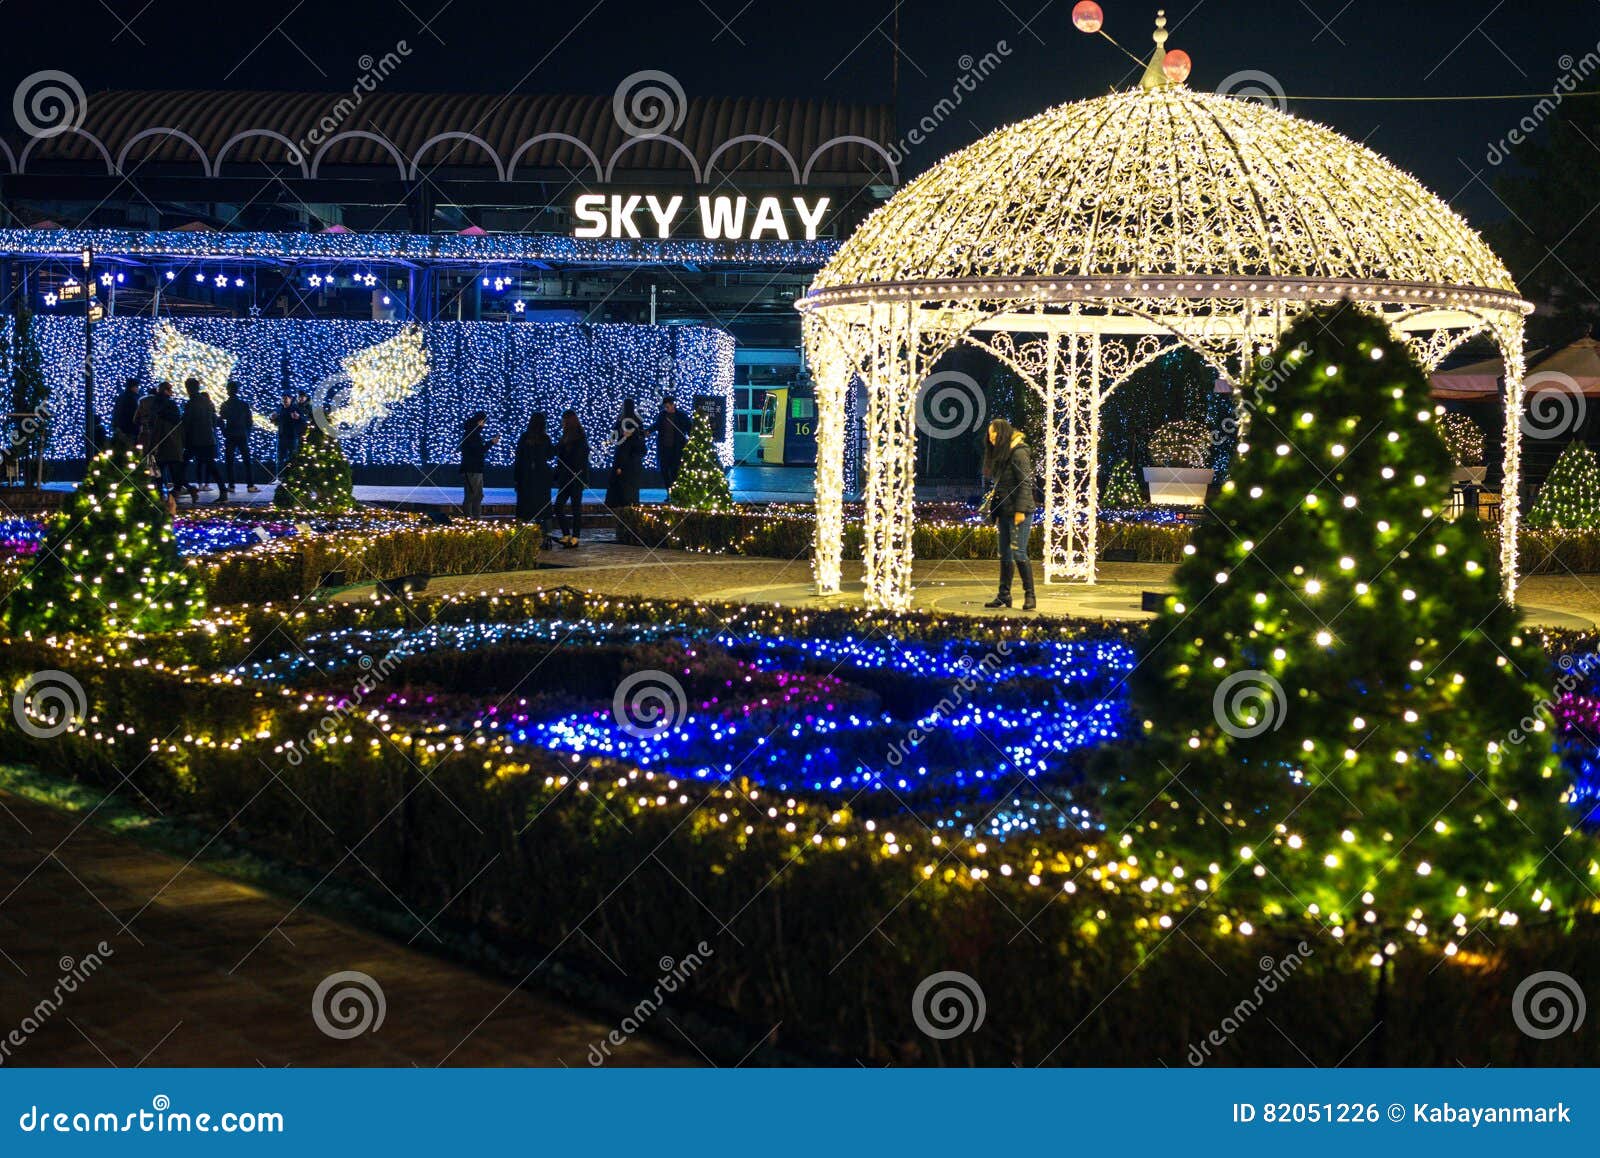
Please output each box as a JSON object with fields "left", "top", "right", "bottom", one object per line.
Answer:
{"left": 6, "top": 89, "right": 897, "bottom": 185}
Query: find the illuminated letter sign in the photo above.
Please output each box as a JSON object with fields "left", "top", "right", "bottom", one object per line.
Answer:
{"left": 573, "top": 194, "right": 830, "bottom": 241}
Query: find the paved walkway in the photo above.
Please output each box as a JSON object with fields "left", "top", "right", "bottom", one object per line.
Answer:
{"left": 0, "top": 792, "right": 688, "bottom": 1066}
{"left": 406, "top": 540, "right": 1600, "bottom": 629}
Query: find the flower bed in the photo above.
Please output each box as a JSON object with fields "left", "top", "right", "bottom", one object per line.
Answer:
{"left": 0, "top": 507, "right": 541, "bottom": 607}
{"left": 5, "top": 589, "right": 1597, "bottom": 1064}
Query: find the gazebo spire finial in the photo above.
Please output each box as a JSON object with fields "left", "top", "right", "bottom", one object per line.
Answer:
{"left": 1140, "top": 9, "right": 1172, "bottom": 89}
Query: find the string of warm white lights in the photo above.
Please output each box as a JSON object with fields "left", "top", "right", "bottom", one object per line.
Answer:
{"left": 13, "top": 317, "right": 733, "bottom": 468}
{"left": 799, "top": 18, "right": 1533, "bottom": 609}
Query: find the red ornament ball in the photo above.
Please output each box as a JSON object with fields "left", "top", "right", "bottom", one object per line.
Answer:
{"left": 1163, "top": 49, "right": 1193, "bottom": 83}
{"left": 1071, "top": 1, "right": 1104, "bottom": 33}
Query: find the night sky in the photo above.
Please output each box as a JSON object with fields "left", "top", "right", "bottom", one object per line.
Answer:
{"left": 4, "top": 0, "right": 1596, "bottom": 224}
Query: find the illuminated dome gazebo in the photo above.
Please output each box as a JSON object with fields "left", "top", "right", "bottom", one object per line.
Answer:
{"left": 798, "top": 14, "right": 1531, "bottom": 611}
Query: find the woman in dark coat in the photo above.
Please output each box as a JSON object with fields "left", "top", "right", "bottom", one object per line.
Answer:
{"left": 604, "top": 398, "right": 646, "bottom": 508}
{"left": 458, "top": 411, "right": 497, "bottom": 519}
{"left": 181, "top": 378, "right": 227, "bottom": 500}
{"left": 148, "top": 382, "right": 187, "bottom": 506}
{"left": 514, "top": 411, "right": 556, "bottom": 542}
{"left": 984, "top": 418, "right": 1037, "bottom": 611}
{"left": 553, "top": 409, "right": 589, "bottom": 548}
{"left": 110, "top": 378, "right": 142, "bottom": 448}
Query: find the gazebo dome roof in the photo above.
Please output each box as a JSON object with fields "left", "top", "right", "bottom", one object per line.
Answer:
{"left": 812, "top": 85, "right": 1517, "bottom": 298}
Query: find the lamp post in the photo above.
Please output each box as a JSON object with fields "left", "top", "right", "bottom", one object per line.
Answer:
{"left": 81, "top": 247, "right": 94, "bottom": 460}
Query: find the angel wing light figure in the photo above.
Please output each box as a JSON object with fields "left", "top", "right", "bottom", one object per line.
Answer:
{"left": 311, "top": 324, "right": 431, "bottom": 439}
{"left": 150, "top": 320, "right": 237, "bottom": 410}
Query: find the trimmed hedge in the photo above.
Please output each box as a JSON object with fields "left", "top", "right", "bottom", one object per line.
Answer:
{"left": 622, "top": 505, "right": 1600, "bottom": 575}
{"left": 615, "top": 505, "right": 1195, "bottom": 564}
{"left": 196, "top": 522, "right": 543, "bottom": 605}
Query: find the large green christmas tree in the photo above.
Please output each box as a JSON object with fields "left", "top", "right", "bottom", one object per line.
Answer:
{"left": 668, "top": 411, "right": 732, "bottom": 510}
{"left": 6, "top": 446, "right": 205, "bottom": 636}
{"left": 273, "top": 425, "right": 356, "bottom": 513}
{"left": 1526, "top": 441, "right": 1600, "bottom": 529}
{"left": 1114, "top": 303, "right": 1589, "bottom": 955}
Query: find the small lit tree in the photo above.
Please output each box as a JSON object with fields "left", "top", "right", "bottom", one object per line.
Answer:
{"left": 5, "top": 306, "right": 51, "bottom": 481}
{"left": 273, "top": 424, "right": 356, "bottom": 514}
{"left": 668, "top": 411, "right": 732, "bottom": 510}
{"left": 1113, "top": 302, "right": 1589, "bottom": 956}
{"left": 5, "top": 446, "right": 204, "bottom": 636}
{"left": 1527, "top": 441, "right": 1600, "bottom": 530}
{"left": 1437, "top": 412, "right": 1486, "bottom": 469}
{"left": 1100, "top": 459, "right": 1145, "bottom": 506}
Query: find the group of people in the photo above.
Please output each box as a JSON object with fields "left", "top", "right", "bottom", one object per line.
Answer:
{"left": 458, "top": 396, "right": 694, "bottom": 545}
{"left": 108, "top": 379, "right": 319, "bottom": 509}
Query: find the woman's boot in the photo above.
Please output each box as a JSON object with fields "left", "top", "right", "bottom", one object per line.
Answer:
{"left": 1018, "top": 561, "right": 1037, "bottom": 611}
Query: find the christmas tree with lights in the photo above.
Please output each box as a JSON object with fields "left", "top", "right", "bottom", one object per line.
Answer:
{"left": 5, "top": 305, "right": 50, "bottom": 475}
{"left": 1100, "top": 459, "right": 1145, "bottom": 506}
{"left": 1114, "top": 302, "right": 1588, "bottom": 955}
{"left": 5, "top": 446, "right": 204, "bottom": 636}
{"left": 1527, "top": 441, "right": 1600, "bottom": 530}
{"left": 668, "top": 411, "right": 732, "bottom": 510}
{"left": 273, "top": 424, "right": 356, "bottom": 513}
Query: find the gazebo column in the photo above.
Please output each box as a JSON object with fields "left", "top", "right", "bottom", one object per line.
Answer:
{"left": 861, "top": 303, "right": 918, "bottom": 611}
{"left": 1493, "top": 318, "right": 1527, "bottom": 604}
{"left": 808, "top": 317, "right": 851, "bottom": 597}
{"left": 1043, "top": 331, "right": 1099, "bottom": 584}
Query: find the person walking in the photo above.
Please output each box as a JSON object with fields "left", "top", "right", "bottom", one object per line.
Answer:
{"left": 219, "top": 380, "right": 260, "bottom": 495}
{"left": 652, "top": 394, "right": 691, "bottom": 492}
{"left": 553, "top": 409, "right": 588, "bottom": 548}
{"left": 984, "top": 418, "right": 1037, "bottom": 612}
{"left": 147, "top": 382, "right": 186, "bottom": 511}
{"left": 182, "top": 379, "right": 227, "bottom": 500}
{"left": 111, "top": 378, "right": 142, "bottom": 449}
{"left": 604, "top": 398, "right": 646, "bottom": 507}
{"left": 514, "top": 411, "right": 556, "bottom": 546}
{"left": 459, "top": 410, "right": 497, "bottom": 518}
{"left": 272, "top": 392, "right": 302, "bottom": 477}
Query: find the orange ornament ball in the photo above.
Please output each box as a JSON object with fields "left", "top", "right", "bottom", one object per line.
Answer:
{"left": 1163, "top": 49, "right": 1192, "bottom": 83}
{"left": 1072, "top": 1, "right": 1104, "bottom": 33}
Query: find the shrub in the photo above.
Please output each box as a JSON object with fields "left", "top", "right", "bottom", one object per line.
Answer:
{"left": 1437, "top": 412, "right": 1486, "bottom": 467}
{"left": 1146, "top": 420, "right": 1212, "bottom": 469}
{"left": 615, "top": 505, "right": 1194, "bottom": 564}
